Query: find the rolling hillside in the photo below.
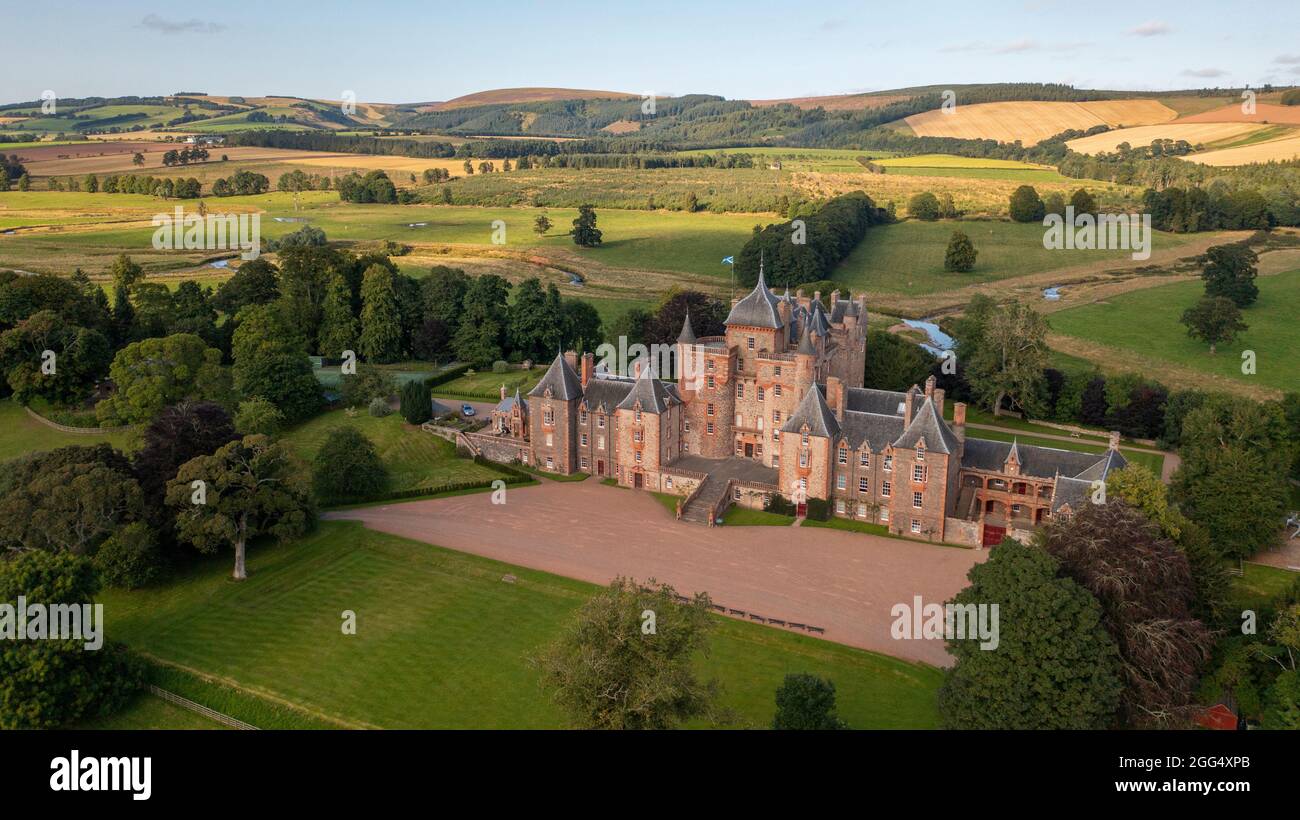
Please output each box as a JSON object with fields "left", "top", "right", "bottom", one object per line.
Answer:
{"left": 903, "top": 99, "right": 1178, "bottom": 145}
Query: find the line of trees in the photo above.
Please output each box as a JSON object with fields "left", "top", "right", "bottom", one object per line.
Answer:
{"left": 735, "top": 191, "right": 888, "bottom": 288}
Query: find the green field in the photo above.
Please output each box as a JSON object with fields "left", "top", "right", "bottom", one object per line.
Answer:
{"left": 0, "top": 400, "right": 135, "bottom": 462}
{"left": 835, "top": 220, "right": 1197, "bottom": 295}
{"left": 432, "top": 366, "right": 544, "bottom": 399}
{"left": 281, "top": 409, "right": 506, "bottom": 496}
{"left": 1049, "top": 270, "right": 1300, "bottom": 394}
{"left": 96, "top": 520, "right": 942, "bottom": 728}
{"left": 75, "top": 692, "right": 221, "bottom": 730}
{"left": 874, "top": 153, "right": 1071, "bottom": 182}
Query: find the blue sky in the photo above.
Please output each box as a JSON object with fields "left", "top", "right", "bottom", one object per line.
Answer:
{"left": 3, "top": 0, "right": 1298, "bottom": 105}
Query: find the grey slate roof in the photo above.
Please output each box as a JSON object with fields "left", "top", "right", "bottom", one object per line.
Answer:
{"left": 529, "top": 352, "right": 584, "bottom": 401}
{"left": 838, "top": 410, "right": 905, "bottom": 451}
{"left": 797, "top": 323, "right": 817, "bottom": 355}
{"left": 494, "top": 387, "right": 527, "bottom": 415}
{"left": 616, "top": 369, "right": 678, "bottom": 414}
{"left": 959, "top": 436, "right": 1122, "bottom": 481}
{"left": 1073, "top": 448, "right": 1128, "bottom": 482}
{"left": 581, "top": 378, "right": 634, "bottom": 413}
{"left": 724, "top": 265, "right": 784, "bottom": 329}
{"left": 677, "top": 311, "right": 697, "bottom": 344}
{"left": 1051, "top": 476, "right": 1093, "bottom": 513}
{"left": 781, "top": 384, "right": 841, "bottom": 440}
{"left": 845, "top": 386, "right": 917, "bottom": 417}
{"left": 893, "top": 397, "right": 960, "bottom": 455}
{"left": 829, "top": 299, "right": 861, "bottom": 324}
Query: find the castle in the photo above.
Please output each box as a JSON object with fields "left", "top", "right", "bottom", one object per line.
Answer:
{"left": 471, "top": 268, "right": 1126, "bottom": 548}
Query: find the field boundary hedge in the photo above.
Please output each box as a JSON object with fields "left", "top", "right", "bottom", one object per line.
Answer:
{"left": 322, "top": 456, "right": 531, "bottom": 507}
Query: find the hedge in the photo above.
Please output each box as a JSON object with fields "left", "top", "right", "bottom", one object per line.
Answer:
{"left": 424, "top": 364, "right": 473, "bottom": 389}
{"left": 323, "top": 456, "right": 531, "bottom": 507}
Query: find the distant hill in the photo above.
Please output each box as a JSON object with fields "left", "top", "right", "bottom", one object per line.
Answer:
{"left": 428, "top": 87, "right": 638, "bottom": 112}
{"left": 748, "top": 92, "right": 913, "bottom": 111}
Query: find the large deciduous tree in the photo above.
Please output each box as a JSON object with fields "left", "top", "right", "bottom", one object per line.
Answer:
{"left": 167, "top": 435, "right": 314, "bottom": 580}
{"left": 1039, "top": 501, "right": 1216, "bottom": 727}
{"left": 772, "top": 673, "right": 847, "bottom": 729}
{"left": 531, "top": 578, "right": 721, "bottom": 729}
{"left": 96, "top": 333, "right": 232, "bottom": 426}
{"left": 312, "top": 427, "right": 389, "bottom": 504}
{"left": 1181, "top": 296, "right": 1247, "bottom": 354}
{"left": 359, "top": 264, "right": 404, "bottom": 363}
{"left": 938, "top": 540, "right": 1122, "bottom": 729}
{"left": 960, "top": 298, "right": 1049, "bottom": 417}
{"left": 1200, "top": 243, "right": 1259, "bottom": 307}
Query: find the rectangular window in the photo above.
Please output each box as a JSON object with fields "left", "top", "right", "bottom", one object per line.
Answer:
{"left": 774, "top": 385, "right": 782, "bottom": 397}
{"left": 756, "top": 443, "right": 763, "bottom": 455}
{"left": 772, "top": 454, "right": 780, "bottom": 467}
{"left": 858, "top": 477, "right": 868, "bottom": 493}
{"left": 544, "top": 409, "right": 554, "bottom": 425}
{"left": 733, "top": 487, "right": 742, "bottom": 500}
{"left": 545, "top": 433, "right": 553, "bottom": 447}
{"left": 916, "top": 446, "right": 925, "bottom": 462}
{"left": 881, "top": 509, "right": 889, "bottom": 523}
{"left": 580, "top": 457, "right": 588, "bottom": 469}
{"left": 799, "top": 450, "right": 808, "bottom": 468}
{"left": 774, "top": 366, "right": 782, "bottom": 376}
{"left": 580, "top": 411, "right": 588, "bottom": 424}
{"left": 706, "top": 403, "right": 715, "bottom": 417}
{"left": 633, "top": 430, "right": 642, "bottom": 443}
{"left": 912, "top": 491, "right": 923, "bottom": 509}
{"left": 757, "top": 387, "right": 765, "bottom": 402}
{"left": 911, "top": 519, "right": 921, "bottom": 534}
{"left": 859, "top": 451, "right": 869, "bottom": 467}
{"left": 735, "top": 383, "right": 744, "bottom": 398}
{"left": 838, "top": 447, "right": 847, "bottom": 464}
{"left": 801, "top": 433, "right": 809, "bottom": 446}
{"left": 747, "top": 337, "right": 755, "bottom": 350}
{"left": 707, "top": 359, "right": 714, "bottom": 371}
{"left": 598, "top": 415, "right": 605, "bottom": 428}
{"left": 707, "top": 375, "right": 715, "bottom": 389}
{"left": 799, "top": 477, "right": 807, "bottom": 490}
{"left": 546, "top": 457, "right": 554, "bottom": 469}
{"left": 881, "top": 481, "right": 891, "bottom": 498}
{"left": 913, "top": 465, "right": 926, "bottom": 483}
{"left": 884, "top": 455, "right": 893, "bottom": 472}
{"left": 835, "top": 499, "right": 845, "bottom": 514}
{"left": 580, "top": 433, "right": 588, "bottom": 446}
{"left": 684, "top": 420, "right": 691, "bottom": 432}
{"left": 634, "top": 451, "right": 642, "bottom": 463}
{"left": 857, "top": 503, "right": 867, "bottom": 518}
{"left": 666, "top": 476, "right": 673, "bottom": 489}
{"left": 735, "top": 441, "right": 743, "bottom": 456}
{"left": 706, "top": 422, "right": 714, "bottom": 435}
{"left": 635, "top": 409, "right": 642, "bottom": 422}
{"left": 836, "top": 475, "right": 846, "bottom": 490}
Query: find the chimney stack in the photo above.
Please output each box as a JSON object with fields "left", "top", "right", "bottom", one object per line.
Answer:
{"left": 830, "top": 289, "right": 840, "bottom": 305}
{"left": 564, "top": 350, "right": 577, "bottom": 373}
{"left": 953, "top": 402, "right": 967, "bottom": 440}
{"left": 500, "top": 384, "right": 507, "bottom": 401}
{"left": 581, "top": 352, "right": 594, "bottom": 387}
{"left": 904, "top": 390, "right": 915, "bottom": 426}
{"left": 1108, "top": 431, "right": 1120, "bottom": 451}
{"left": 933, "top": 387, "right": 945, "bottom": 419}
{"left": 827, "top": 376, "right": 845, "bottom": 421}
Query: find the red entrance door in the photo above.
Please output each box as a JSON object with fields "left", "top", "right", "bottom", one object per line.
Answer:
{"left": 597, "top": 459, "right": 604, "bottom": 476}
{"left": 633, "top": 473, "right": 643, "bottom": 489}
{"left": 982, "top": 524, "right": 1006, "bottom": 547}
{"left": 796, "top": 502, "right": 807, "bottom": 517}
{"left": 744, "top": 443, "right": 753, "bottom": 458}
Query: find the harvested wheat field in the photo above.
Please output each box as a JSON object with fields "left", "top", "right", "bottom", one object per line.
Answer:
{"left": 1183, "top": 133, "right": 1300, "bottom": 166}
{"left": 1066, "top": 122, "right": 1264, "bottom": 154}
{"left": 904, "top": 99, "right": 1176, "bottom": 145}
{"left": 1175, "top": 103, "right": 1300, "bottom": 125}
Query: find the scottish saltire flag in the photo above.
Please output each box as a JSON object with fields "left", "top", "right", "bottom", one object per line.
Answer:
{"left": 722, "top": 256, "right": 734, "bottom": 264}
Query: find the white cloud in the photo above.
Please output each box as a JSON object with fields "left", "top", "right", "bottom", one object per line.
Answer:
{"left": 140, "top": 14, "right": 226, "bottom": 35}
{"left": 1275, "top": 54, "right": 1300, "bottom": 64}
{"left": 1129, "top": 21, "right": 1171, "bottom": 37}
{"left": 1180, "top": 68, "right": 1227, "bottom": 79}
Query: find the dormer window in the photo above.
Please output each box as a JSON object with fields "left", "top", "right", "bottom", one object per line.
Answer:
{"left": 916, "top": 445, "right": 925, "bottom": 462}
{"left": 884, "top": 455, "right": 893, "bottom": 472}
{"left": 634, "top": 407, "right": 642, "bottom": 422}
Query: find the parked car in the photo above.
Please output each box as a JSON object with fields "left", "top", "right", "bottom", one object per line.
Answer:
{"left": 461, "top": 404, "right": 476, "bottom": 417}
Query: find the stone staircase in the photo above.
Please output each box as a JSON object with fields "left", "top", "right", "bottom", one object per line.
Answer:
{"left": 679, "top": 476, "right": 729, "bottom": 526}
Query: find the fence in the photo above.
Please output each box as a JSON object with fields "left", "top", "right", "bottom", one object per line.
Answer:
{"left": 148, "top": 685, "right": 258, "bottom": 730}
{"left": 24, "top": 406, "right": 132, "bottom": 435}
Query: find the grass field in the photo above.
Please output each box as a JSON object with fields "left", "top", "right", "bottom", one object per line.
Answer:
{"left": 721, "top": 506, "right": 794, "bottom": 526}
{"left": 873, "top": 154, "right": 1071, "bottom": 183}
{"left": 96, "top": 520, "right": 943, "bottom": 728}
{"left": 1048, "top": 269, "right": 1300, "bottom": 394}
{"left": 431, "top": 366, "right": 544, "bottom": 399}
{"left": 904, "top": 99, "right": 1177, "bottom": 145}
{"left": 75, "top": 692, "right": 221, "bottom": 730}
{"left": 833, "top": 220, "right": 1196, "bottom": 295}
{"left": 1227, "top": 563, "right": 1299, "bottom": 613}
{"left": 0, "top": 400, "right": 135, "bottom": 463}
{"left": 281, "top": 409, "right": 506, "bottom": 496}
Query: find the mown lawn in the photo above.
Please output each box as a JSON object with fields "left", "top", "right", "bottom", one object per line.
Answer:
{"left": 722, "top": 506, "right": 794, "bottom": 526}
{"left": 834, "top": 220, "right": 1196, "bottom": 295}
{"left": 432, "top": 366, "right": 543, "bottom": 399}
{"left": 1048, "top": 269, "right": 1300, "bottom": 394}
{"left": 75, "top": 691, "right": 221, "bottom": 730}
{"left": 1227, "top": 562, "right": 1299, "bottom": 613}
{"left": 0, "top": 399, "right": 136, "bottom": 463}
{"left": 97, "top": 521, "right": 942, "bottom": 729}
{"left": 281, "top": 409, "right": 504, "bottom": 495}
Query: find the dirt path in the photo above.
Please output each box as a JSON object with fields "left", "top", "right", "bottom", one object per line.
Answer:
{"left": 326, "top": 481, "right": 983, "bottom": 667}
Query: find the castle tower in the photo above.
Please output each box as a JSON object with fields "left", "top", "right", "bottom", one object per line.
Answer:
{"left": 528, "top": 351, "right": 584, "bottom": 474}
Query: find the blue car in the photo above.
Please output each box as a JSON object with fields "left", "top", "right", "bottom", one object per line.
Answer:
{"left": 461, "top": 404, "right": 476, "bottom": 417}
